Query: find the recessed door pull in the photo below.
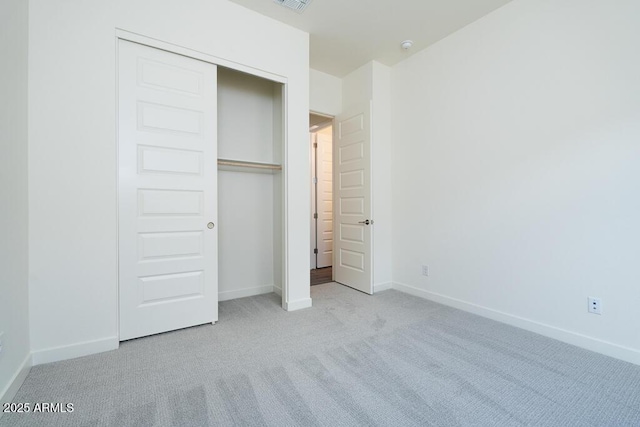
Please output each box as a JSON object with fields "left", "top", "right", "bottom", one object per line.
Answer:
{"left": 207, "top": 222, "right": 215, "bottom": 229}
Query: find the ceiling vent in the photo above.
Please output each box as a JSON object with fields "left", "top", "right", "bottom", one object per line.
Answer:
{"left": 273, "top": 0, "right": 313, "bottom": 13}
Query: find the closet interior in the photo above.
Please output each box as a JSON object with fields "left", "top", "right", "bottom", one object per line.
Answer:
{"left": 216, "top": 67, "right": 284, "bottom": 303}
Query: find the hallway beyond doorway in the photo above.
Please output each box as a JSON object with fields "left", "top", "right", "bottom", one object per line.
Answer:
{"left": 310, "top": 267, "right": 332, "bottom": 286}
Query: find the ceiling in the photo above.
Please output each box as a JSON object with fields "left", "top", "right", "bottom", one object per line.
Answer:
{"left": 309, "top": 113, "right": 332, "bottom": 129}
{"left": 227, "top": 0, "right": 513, "bottom": 77}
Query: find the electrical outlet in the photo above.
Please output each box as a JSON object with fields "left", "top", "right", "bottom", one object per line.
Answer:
{"left": 588, "top": 297, "right": 602, "bottom": 315}
{"left": 421, "top": 265, "right": 429, "bottom": 276}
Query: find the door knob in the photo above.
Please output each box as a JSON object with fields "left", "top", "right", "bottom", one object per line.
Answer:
{"left": 207, "top": 222, "right": 215, "bottom": 229}
{"left": 358, "top": 220, "right": 370, "bottom": 225}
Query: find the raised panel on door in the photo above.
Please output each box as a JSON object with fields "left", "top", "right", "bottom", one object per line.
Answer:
{"left": 118, "top": 39, "right": 218, "bottom": 341}
{"left": 138, "top": 146, "right": 203, "bottom": 176}
{"left": 334, "top": 103, "right": 373, "bottom": 294}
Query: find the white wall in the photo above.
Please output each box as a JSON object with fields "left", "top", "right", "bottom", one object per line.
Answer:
{"left": 0, "top": 0, "right": 31, "bottom": 403}
{"left": 391, "top": 0, "right": 640, "bottom": 363}
{"left": 342, "top": 62, "right": 393, "bottom": 290}
{"left": 310, "top": 69, "right": 342, "bottom": 116}
{"left": 370, "top": 62, "right": 393, "bottom": 290}
{"left": 217, "top": 68, "right": 278, "bottom": 300}
{"left": 342, "top": 63, "right": 373, "bottom": 111}
{"left": 28, "top": 0, "right": 310, "bottom": 364}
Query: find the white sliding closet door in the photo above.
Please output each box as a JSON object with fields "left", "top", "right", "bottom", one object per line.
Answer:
{"left": 118, "top": 39, "right": 218, "bottom": 340}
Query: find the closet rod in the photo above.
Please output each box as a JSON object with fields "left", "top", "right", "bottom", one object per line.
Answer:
{"left": 217, "top": 158, "right": 282, "bottom": 171}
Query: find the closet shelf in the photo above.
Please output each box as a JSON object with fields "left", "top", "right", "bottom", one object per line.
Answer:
{"left": 217, "top": 158, "right": 282, "bottom": 174}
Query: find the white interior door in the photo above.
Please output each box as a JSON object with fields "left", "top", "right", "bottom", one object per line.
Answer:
{"left": 310, "top": 133, "right": 317, "bottom": 269}
{"left": 334, "top": 103, "right": 373, "bottom": 294}
{"left": 118, "top": 39, "right": 218, "bottom": 340}
{"left": 316, "top": 126, "right": 333, "bottom": 268}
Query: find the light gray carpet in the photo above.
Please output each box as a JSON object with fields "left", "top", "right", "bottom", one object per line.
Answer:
{"left": 3, "top": 283, "right": 640, "bottom": 426}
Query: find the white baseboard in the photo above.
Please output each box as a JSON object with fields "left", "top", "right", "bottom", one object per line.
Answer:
{"left": 31, "top": 336, "right": 119, "bottom": 366}
{"left": 285, "top": 297, "right": 312, "bottom": 311}
{"left": 374, "top": 282, "right": 393, "bottom": 293}
{"left": 392, "top": 282, "right": 640, "bottom": 366}
{"left": 0, "top": 353, "right": 32, "bottom": 410}
{"left": 218, "top": 285, "right": 274, "bottom": 302}
{"left": 273, "top": 285, "right": 282, "bottom": 297}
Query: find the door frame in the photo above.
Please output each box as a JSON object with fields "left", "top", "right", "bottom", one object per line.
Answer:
{"left": 115, "top": 29, "right": 290, "bottom": 338}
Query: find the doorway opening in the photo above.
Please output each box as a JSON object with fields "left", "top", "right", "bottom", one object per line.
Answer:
{"left": 310, "top": 112, "right": 334, "bottom": 286}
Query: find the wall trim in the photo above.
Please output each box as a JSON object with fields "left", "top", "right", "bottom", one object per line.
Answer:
{"left": 285, "top": 297, "right": 312, "bottom": 311}
{"left": 374, "top": 282, "right": 393, "bottom": 293}
{"left": 31, "top": 337, "right": 119, "bottom": 366}
{"left": 0, "top": 353, "right": 32, "bottom": 409}
{"left": 392, "top": 282, "right": 640, "bottom": 366}
{"left": 273, "top": 285, "right": 282, "bottom": 297}
{"left": 115, "top": 29, "right": 287, "bottom": 84}
{"left": 218, "top": 285, "right": 274, "bottom": 302}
